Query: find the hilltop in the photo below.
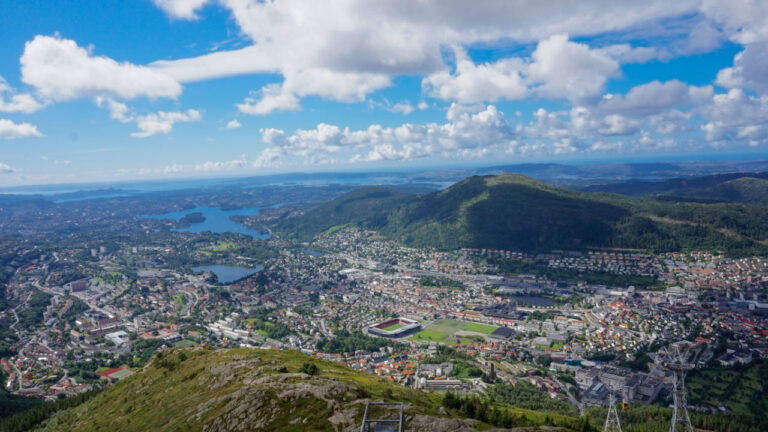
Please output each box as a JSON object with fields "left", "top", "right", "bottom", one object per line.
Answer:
{"left": 582, "top": 172, "right": 768, "bottom": 205}
{"left": 22, "top": 348, "right": 585, "bottom": 432}
{"left": 274, "top": 174, "right": 768, "bottom": 256}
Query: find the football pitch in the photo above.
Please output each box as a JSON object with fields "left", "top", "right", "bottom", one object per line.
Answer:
{"left": 382, "top": 322, "right": 405, "bottom": 331}
{"left": 409, "top": 319, "right": 498, "bottom": 344}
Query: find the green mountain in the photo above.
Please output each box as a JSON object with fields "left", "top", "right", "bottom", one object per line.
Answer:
{"left": 274, "top": 174, "right": 768, "bottom": 256}
{"left": 20, "top": 348, "right": 583, "bottom": 432}
{"left": 583, "top": 172, "right": 768, "bottom": 205}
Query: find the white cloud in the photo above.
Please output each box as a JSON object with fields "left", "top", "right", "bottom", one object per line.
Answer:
{"left": 195, "top": 154, "right": 248, "bottom": 171}
{"left": 597, "top": 114, "right": 640, "bottom": 136}
{"left": 21, "top": 35, "right": 181, "bottom": 101}
{"left": 97, "top": 97, "right": 201, "bottom": 138}
{"left": 260, "top": 103, "right": 516, "bottom": 164}
{"left": 163, "top": 163, "right": 184, "bottom": 173}
{"left": 700, "top": 88, "right": 768, "bottom": 147}
{"left": 599, "top": 80, "right": 713, "bottom": 116}
{"left": 0, "top": 162, "right": 13, "bottom": 173}
{"left": 236, "top": 68, "right": 391, "bottom": 115}
{"left": 253, "top": 146, "right": 282, "bottom": 168}
{"left": 716, "top": 42, "right": 768, "bottom": 95}
{"left": 0, "top": 77, "right": 45, "bottom": 113}
{"left": 423, "top": 47, "right": 526, "bottom": 103}
{"left": 528, "top": 34, "right": 619, "bottom": 103}
{"left": 0, "top": 118, "right": 43, "bottom": 139}
{"left": 236, "top": 83, "right": 300, "bottom": 115}
{"left": 148, "top": 1, "right": 702, "bottom": 111}
{"left": 390, "top": 101, "right": 415, "bottom": 115}
{"left": 700, "top": 0, "right": 768, "bottom": 45}
{"left": 131, "top": 110, "right": 202, "bottom": 138}
{"left": 424, "top": 36, "right": 622, "bottom": 104}
{"left": 152, "top": 0, "right": 209, "bottom": 20}
{"left": 225, "top": 119, "right": 242, "bottom": 129}
{"left": 53, "top": 160, "right": 71, "bottom": 166}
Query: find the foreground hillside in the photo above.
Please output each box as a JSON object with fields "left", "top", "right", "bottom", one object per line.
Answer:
{"left": 28, "top": 348, "right": 580, "bottom": 432}
{"left": 274, "top": 174, "right": 768, "bottom": 255}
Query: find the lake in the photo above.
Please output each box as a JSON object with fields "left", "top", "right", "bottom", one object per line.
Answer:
{"left": 141, "top": 206, "right": 270, "bottom": 238}
{"left": 192, "top": 265, "right": 264, "bottom": 284}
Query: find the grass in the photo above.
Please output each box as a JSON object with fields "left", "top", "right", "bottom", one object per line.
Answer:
{"left": 409, "top": 319, "right": 498, "bottom": 345}
{"left": 211, "top": 241, "right": 237, "bottom": 252}
{"left": 172, "top": 293, "right": 186, "bottom": 307}
{"left": 686, "top": 363, "right": 766, "bottom": 417}
{"left": 382, "top": 323, "right": 405, "bottom": 331}
{"left": 108, "top": 369, "right": 134, "bottom": 380}
{"left": 35, "top": 348, "right": 488, "bottom": 432}
{"left": 173, "top": 339, "right": 198, "bottom": 348}
{"left": 324, "top": 224, "right": 347, "bottom": 234}
{"left": 463, "top": 323, "right": 498, "bottom": 334}
{"left": 410, "top": 329, "right": 453, "bottom": 344}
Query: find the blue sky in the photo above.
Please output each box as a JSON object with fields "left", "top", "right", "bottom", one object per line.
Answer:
{"left": 1, "top": 0, "right": 767, "bottom": 186}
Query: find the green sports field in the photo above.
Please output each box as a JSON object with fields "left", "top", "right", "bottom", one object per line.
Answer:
{"left": 382, "top": 322, "right": 405, "bottom": 331}
{"left": 409, "top": 319, "right": 498, "bottom": 345}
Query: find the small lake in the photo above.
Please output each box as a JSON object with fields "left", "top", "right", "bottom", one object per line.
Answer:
{"left": 141, "top": 206, "right": 271, "bottom": 238}
{"left": 301, "top": 249, "right": 323, "bottom": 256}
{"left": 514, "top": 295, "right": 558, "bottom": 307}
{"left": 192, "top": 265, "right": 264, "bottom": 284}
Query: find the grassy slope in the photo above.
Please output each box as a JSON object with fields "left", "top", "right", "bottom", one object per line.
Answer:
{"left": 275, "top": 174, "right": 768, "bottom": 255}
{"left": 34, "top": 348, "right": 579, "bottom": 432}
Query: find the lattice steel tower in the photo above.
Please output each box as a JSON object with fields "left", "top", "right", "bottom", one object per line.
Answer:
{"left": 665, "top": 344, "right": 694, "bottom": 432}
{"left": 603, "top": 392, "right": 622, "bottom": 432}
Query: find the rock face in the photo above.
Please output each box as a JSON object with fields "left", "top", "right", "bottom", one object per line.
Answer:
{"left": 37, "top": 348, "right": 563, "bottom": 432}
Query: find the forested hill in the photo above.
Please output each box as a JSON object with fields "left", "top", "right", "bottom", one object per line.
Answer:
{"left": 582, "top": 172, "right": 768, "bottom": 205}
{"left": 274, "top": 174, "right": 768, "bottom": 256}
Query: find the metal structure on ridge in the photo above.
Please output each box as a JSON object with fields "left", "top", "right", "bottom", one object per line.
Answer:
{"left": 664, "top": 342, "right": 695, "bottom": 432}
{"left": 603, "top": 391, "right": 623, "bottom": 432}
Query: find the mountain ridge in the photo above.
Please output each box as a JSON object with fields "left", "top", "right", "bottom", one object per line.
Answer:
{"left": 273, "top": 174, "right": 768, "bottom": 256}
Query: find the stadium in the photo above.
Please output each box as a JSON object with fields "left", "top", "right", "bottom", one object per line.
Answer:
{"left": 367, "top": 317, "right": 422, "bottom": 338}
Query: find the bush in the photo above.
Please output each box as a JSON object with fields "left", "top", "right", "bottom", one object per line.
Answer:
{"left": 300, "top": 362, "right": 319, "bottom": 376}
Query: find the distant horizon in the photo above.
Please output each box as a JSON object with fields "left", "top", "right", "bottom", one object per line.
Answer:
{"left": 4, "top": 153, "right": 768, "bottom": 194}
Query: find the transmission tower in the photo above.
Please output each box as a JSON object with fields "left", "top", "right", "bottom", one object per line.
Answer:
{"left": 665, "top": 344, "right": 694, "bottom": 432}
{"left": 603, "top": 392, "right": 622, "bottom": 432}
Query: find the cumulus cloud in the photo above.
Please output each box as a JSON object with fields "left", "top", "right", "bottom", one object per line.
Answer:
{"left": 424, "top": 36, "right": 623, "bottom": 104}
{"left": 97, "top": 97, "right": 201, "bottom": 138}
{"left": 163, "top": 163, "right": 184, "bottom": 173}
{"left": 423, "top": 47, "right": 527, "bottom": 103}
{"left": 716, "top": 42, "right": 768, "bottom": 95}
{"left": 528, "top": 34, "right": 619, "bottom": 103}
{"left": 236, "top": 69, "right": 390, "bottom": 115}
{"left": 0, "top": 118, "right": 43, "bottom": 139}
{"left": 700, "top": 88, "right": 768, "bottom": 147}
{"left": 257, "top": 103, "right": 516, "bottom": 164}
{"left": 147, "top": 0, "right": 703, "bottom": 111}
{"left": 0, "top": 162, "right": 13, "bottom": 173}
{"left": 598, "top": 80, "right": 713, "bottom": 116}
{"left": 0, "top": 77, "right": 45, "bottom": 113}
{"left": 195, "top": 154, "right": 248, "bottom": 171}
{"left": 224, "top": 119, "right": 242, "bottom": 129}
{"left": 21, "top": 35, "right": 181, "bottom": 101}
{"left": 152, "top": 0, "right": 209, "bottom": 20}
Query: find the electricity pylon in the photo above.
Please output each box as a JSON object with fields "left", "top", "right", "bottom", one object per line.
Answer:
{"left": 665, "top": 344, "right": 694, "bottom": 432}
{"left": 603, "top": 391, "right": 623, "bottom": 432}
